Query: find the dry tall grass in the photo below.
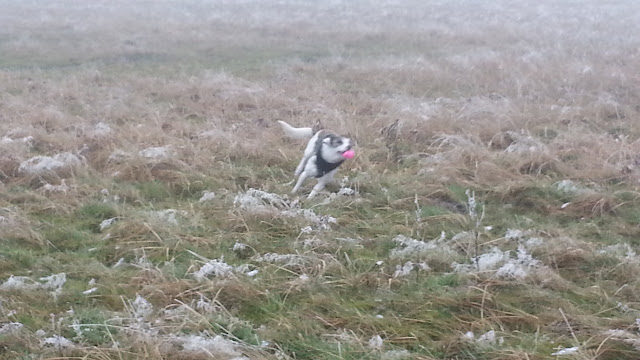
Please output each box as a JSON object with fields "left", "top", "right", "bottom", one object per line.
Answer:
{"left": 2, "top": 0, "right": 640, "bottom": 359}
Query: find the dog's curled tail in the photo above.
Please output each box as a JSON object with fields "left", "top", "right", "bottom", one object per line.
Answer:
{"left": 277, "top": 120, "right": 314, "bottom": 140}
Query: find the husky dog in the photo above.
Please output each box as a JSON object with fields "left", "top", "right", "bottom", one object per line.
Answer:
{"left": 277, "top": 120, "right": 354, "bottom": 199}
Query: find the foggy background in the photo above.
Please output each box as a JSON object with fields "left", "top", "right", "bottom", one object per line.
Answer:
{"left": 2, "top": 0, "right": 639, "bottom": 73}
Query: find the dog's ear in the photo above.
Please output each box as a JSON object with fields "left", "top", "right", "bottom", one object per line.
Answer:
{"left": 348, "top": 136, "right": 356, "bottom": 148}
{"left": 345, "top": 132, "right": 355, "bottom": 145}
{"left": 313, "top": 119, "right": 324, "bottom": 133}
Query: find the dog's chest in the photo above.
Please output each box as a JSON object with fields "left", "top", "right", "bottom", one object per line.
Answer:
{"left": 314, "top": 152, "right": 343, "bottom": 178}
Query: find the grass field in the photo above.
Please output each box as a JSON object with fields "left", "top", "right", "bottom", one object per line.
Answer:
{"left": 2, "top": 0, "right": 640, "bottom": 359}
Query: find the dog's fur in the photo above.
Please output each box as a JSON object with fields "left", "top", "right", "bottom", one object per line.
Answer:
{"left": 278, "top": 120, "right": 353, "bottom": 199}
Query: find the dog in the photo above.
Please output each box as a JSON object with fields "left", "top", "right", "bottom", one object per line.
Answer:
{"left": 277, "top": 120, "right": 354, "bottom": 199}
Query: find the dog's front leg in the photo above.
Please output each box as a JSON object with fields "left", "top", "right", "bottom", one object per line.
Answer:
{"left": 295, "top": 136, "right": 318, "bottom": 177}
{"left": 294, "top": 158, "right": 307, "bottom": 177}
{"left": 307, "top": 181, "right": 326, "bottom": 199}
{"left": 292, "top": 171, "right": 309, "bottom": 194}
{"left": 308, "top": 170, "right": 336, "bottom": 199}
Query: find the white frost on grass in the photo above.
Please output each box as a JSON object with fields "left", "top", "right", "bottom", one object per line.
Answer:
{"left": 246, "top": 269, "right": 259, "bottom": 277}
{"left": 0, "top": 273, "right": 66, "bottom": 297}
{"left": 526, "top": 237, "right": 544, "bottom": 247}
{"left": 495, "top": 246, "right": 543, "bottom": 279}
{"left": 295, "top": 273, "right": 310, "bottom": 285}
{"left": 598, "top": 243, "right": 637, "bottom": 262}
{"left": 88, "top": 122, "right": 112, "bottom": 137}
{"left": 132, "top": 294, "right": 153, "bottom": 320}
{"left": 0, "top": 135, "right": 34, "bottom": 147}
{"left": 454, "top": 248, "right": 509, "bottom": 273}
{"left": 234, "top": 188, "right": 337, "bottom": 230}
{"left": 390, "top": 234, "right": 454, "bottom": 260}
{"left": 301, "top": 237, "right": 324, "bottom": 250}
{"left": 112, "top": 257, "right": 125, "bottom": 268}
{"left": 193, "top": 258, "right": 234, "bottom": 281}
{"left": 193, "top": 257, "right": 258, "bottom": 281}
{"left": 462, "top": 330, "right": 504, "bottom": 347}
{"left": 393, "top": 261, "right": 429, "bottom": 278}
{"left": 280, "top": 208, "right": 337, "bottom": 230}
{"left": 40, "top": 180, "right": 73, "bottom": 194}
{"left": 233, "top": 188, "right": 289, "bottom": 213}
{"left": 173, "top": 332, "right": 241, "bottom": 357}
{"left": 368, "top": 335, "right": 384, "bottom": 350}
{"left": 253, "top": 253, "right": 305, "bottom": 268}
{"left": 505, "top": 228, "right": 531, "bottom": 241}
{"left": 455, "top": 246, "right": 544, "bottom": 279}
{"left": 116, "top": 296, "right": 259, "bottom": 357}
{"left": 100, "top": 217, "right": 118, "bottom": 231}
{"left": 337, "top": 187, "right": 357, "bottom": 196}
{"left": 42, "top": 335, "right": 75, "bottom": 348}
{"left": 554, "top": 180, "right": 590, "bottom": 195}
{"left": 0, "top": 276, "right": 39, "bottom": 290}
{"left": 477, "top": 330, "right": 503, "bottom": 346}
{"left": 617, "top": 302, "right": 630, "bottom": 313}
{"left": 0, "top": 322, "right": 23, "bottom": 334}
{"left": 198, "top": 191, "right": 216, "bottom": 202}
{"left": 119, "top": 295, "right": 254, "bottom": 359}
{"left": 503, "top": 130, "right": 545, "bottom": 154}
{"left": 551, "top": 346, "right": 580, "bottom": 356}
{"left": 18, "top": 152, "right": 83, "bottom": 175}
{"left": 462, "top": 331, "right": 475, "bottom": 340}
{"left": 83, "top": 287, "right": 98, "bottom": 295}
{"left": 149, "top": 209, "right": 187, "bottom": 226}
{"left": 196, "top": 297, "right": 216, "bottom": 313}
{"left": 232, "top": 242, "right": 247, "bottom": 252}
{"left": 40, "top": 273, "right": 67, "bottom": 295}
{"left": 138, "top": 145, "right": 175, "bottom": 160}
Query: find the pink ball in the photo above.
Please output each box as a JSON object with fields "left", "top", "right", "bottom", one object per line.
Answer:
{"left": 343, "top": 150, "right": 355, "bottom": 159}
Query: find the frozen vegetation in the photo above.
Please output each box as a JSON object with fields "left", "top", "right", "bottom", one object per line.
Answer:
{"left": 1, "top": 0, "right": 640, "bottom": 358}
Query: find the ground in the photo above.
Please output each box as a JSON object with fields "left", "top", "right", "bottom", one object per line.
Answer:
{"left": 1, "top": 1, "right": 640, "bottom": 359}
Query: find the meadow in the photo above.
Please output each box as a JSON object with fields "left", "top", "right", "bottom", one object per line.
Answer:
{"left": 1, "top": 0, "right": 640, "bottom": 359}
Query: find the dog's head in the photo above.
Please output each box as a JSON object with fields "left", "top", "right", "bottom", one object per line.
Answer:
{"left": 320, "top": 133, "right": 353, "bottom": 163}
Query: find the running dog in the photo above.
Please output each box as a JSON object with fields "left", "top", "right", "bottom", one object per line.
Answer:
{"left": 277, "top": 120, "right": 354, "bottom": 199}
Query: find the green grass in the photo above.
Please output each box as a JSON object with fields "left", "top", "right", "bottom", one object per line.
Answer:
{"left": 4, "top": 164, "right": 640, "bottom": 358}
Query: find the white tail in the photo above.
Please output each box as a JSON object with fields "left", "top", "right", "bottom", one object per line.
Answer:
{"left": 277, "top": 120, "right": 314, "bottom": 140}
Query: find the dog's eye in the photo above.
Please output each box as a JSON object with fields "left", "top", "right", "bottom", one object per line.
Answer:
{"left": 335, "top": 140, "right": 343, "bottom": 145}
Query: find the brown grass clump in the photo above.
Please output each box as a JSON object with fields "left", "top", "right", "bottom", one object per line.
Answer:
{"left": 0, "top": 206, "right": 44, "bottom": 247}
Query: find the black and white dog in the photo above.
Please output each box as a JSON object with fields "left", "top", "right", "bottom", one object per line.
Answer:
{"left": 278, "top": 120, "right": 354, "bottom": 199}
